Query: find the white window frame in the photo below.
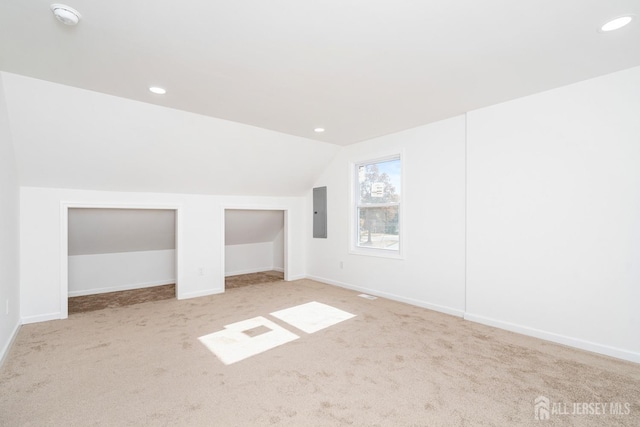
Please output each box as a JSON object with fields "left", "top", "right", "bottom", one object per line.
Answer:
{"left": 350, "top": 153, "right": 404, "bottom": 259}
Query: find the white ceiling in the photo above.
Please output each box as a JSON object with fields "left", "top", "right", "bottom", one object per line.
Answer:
{"left": 1, "top": 1, "right": 638, "bottom": 145}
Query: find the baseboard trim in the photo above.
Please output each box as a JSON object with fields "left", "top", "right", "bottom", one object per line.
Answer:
{"left": 21, "top": 312, "right": 62, "bottom": 325}
{"left": 68, "top": 280, "right": 175, "bottom": 297}
{"left": 307, "top": 275, "right": 465, "bottom": 318}
{"left": 0, "top": 321, "right": 21, "bottom": 368}
{"left": 178, "top": 288, "right": 224, "bottom": 300}
{"left": 286, "top": 274, "right": 306, "bottom": 281}
{"left": 273, "top": 267, "right": 285, "bottom": 273}
{"left": 464, "top": 313, "right": 640, "bottom": 364}
{"left": 306, "top": 275, "right": 638, "bottom": 363}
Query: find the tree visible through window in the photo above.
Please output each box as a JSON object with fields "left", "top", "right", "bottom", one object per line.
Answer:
{"left": 355, "top": 156, "right": 401, "bottom": 252}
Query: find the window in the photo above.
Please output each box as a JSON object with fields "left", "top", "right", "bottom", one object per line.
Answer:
{"left": 353, "top": 155, "right": 401, "bottom": 255}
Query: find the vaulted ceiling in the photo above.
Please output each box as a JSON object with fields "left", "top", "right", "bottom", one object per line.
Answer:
{"left": 2, "top": 1, "right": 639, "bottom": 145}
{"left": 1, "top": 72, "right": 339, "bottom": 196}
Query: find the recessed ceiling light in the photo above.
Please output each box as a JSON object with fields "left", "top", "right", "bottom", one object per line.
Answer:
{"left": 50, "top": 4, "right": 81, "bottom": 26}
{"left": 149, "top": 86, "right": 166, "bottom": 95}
{"left": 600, "top": 15, "right": 634, "bottom": 32}
{"left": 314, "top": 128, "right": 325, "bottom": 133}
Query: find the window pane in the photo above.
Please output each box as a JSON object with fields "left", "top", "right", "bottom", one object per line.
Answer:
{"left": 357, "top": 206, "right": 399, "bottom": 250}
{"left": 358, "top": 158, "right": 401, "bottom": 205}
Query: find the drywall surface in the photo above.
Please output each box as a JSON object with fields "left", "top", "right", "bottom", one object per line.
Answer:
{"left": 20, "top": 187, "right": 307, "bottom": 323}
{"left": 225, "top": 243, "right": 275, "bottom": 277}
{"left": 273, "top": 229, "right": 285, "bottom": 271}
{"left": 466, "top": 66, "right": 640, "bottom": 362}
{"left": 225, "top": 210, "right": 284, "bottom": 246}
{"left": 224, "top": 209, "right": 285, "bottom": 276}
{"left": 0, "top": 74, "right": 20, "bottom": 364}
{"left": 68, "top": 208, "right": 175, "bottom": 255}
{"left": 68, "top": 250, "right": 176, "bottom": 296}
{"left": 3, "top": 72, "right": 340, "bottom": 197}
{"left": 307, "top": 115, "right": 467, "bottom": 316}
{"left": 307, "top": 66, "right": 640, "bottom": 362}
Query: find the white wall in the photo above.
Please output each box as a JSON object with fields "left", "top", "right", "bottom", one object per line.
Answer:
{"left": 307, "top": 115, "right": 467, "bottom": 316}
{"left": 20, "top": 187, "right": 307, "bottom": 323}
{"left": 465, "top": 66, "right": 640, "bottom": 362}
{"left": 273, "top": 229, "right": 285, "bottom": 271}
{"left": 225, "top": 243, "right": 275, "bottom": 277}
{"left": 307, "top": 66, "right": 640, "bottom": 363}
{"left": 224, "top": 230, "right": 285, "bottom": 277}
{"left": 68, "top": 250, "right": 176, "bottom": 296}
{"left": 0, "top": 74, "right": 21, "bottom": 364}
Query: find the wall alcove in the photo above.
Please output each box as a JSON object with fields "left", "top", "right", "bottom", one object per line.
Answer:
{"left": 224, "top": 209, "right": 286, "bottom": 288}
{"left": 62, "top": 205, "right": 179, "bottom": 316}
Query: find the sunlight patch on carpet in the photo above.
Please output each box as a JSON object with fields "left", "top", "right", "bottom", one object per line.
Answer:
{"left": 358, "top": 294, "right": 378, "bottom": 300}
{"left": 270, "top": 301, "right": 355, "bottom": 334}
{"left": 198, "top": 316, "right": 299, "bottom": 365}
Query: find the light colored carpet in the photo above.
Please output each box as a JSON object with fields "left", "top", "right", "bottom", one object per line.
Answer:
{"left": 1, "top": 279, "right": 638, "bottom": 426}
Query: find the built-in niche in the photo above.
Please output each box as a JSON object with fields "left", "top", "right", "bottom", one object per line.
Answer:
{"left": 67, "top": 208, "right": 177, "bottom": 304}
{"left": 224, "top": 209, "right": 285, "bottom": 282}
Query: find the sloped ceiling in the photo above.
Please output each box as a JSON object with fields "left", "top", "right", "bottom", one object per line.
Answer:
{"left": 68, "top": 208, "right": 281, "bottom": 255}
{"left": 68, "top": 208, "right": 175, "bottom": 256}
{"left": 2, "top": 72, "right": 340, "bottom": 196}
{"left": 225, "top": 210, "right": 284, "bottom": 246}
{"left": 1, "top": 1, "right": 639, "bottom": 145}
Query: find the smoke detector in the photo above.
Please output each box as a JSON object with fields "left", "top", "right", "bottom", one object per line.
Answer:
{"left": 50, "top": 4, "right": 81, "bottom": 26}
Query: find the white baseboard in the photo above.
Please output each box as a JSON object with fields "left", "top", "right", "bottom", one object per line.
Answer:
{"left": 0, "top": 321, "right": 21, "bottom": 367}
{"left": 306, "top": 275, "right": 465, "bottom": 318}
{"left": 464, "top": 313, "right": 640, "bottom": 364}
{"left": 305, "top": 275, "right": 639, "bottom": 363}
{"left": 178, "top": 288, "right": 224, "bottom": 300}
{"left": 273, "top": 267, "right": 284, "bottom": 273}
{"left": 21, "top": 312, "right": 62, "bottom": 325}
{"left": 68, "top": 279, "right": 175, "bottom": 297}
{"left": 286, "top": 274, "right": 306, "bottom": 281}
{"left": 225, "top": 267, "right": 279, "bottom": 277}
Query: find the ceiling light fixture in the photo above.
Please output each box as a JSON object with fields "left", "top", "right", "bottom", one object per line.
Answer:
{"left": 149, "top": 86, "right": 167, "bottom": 95}
{"left": 50, "top": 4, "right": 81, "bottom": 26}
{"left": 599, "top": 15, "right": 634, "bottom": 32}
{"left": 314, "top": 127, "right": 325, "bottom": 133}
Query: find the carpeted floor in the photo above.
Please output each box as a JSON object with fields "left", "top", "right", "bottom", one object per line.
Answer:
{"left": 2, "top": 279, "right": 638, "bottom": 426}
{"left": 225, "top": 270, "right": 284, "bottom": 289}
{"left": 68, "top": 284, "right": 176, "bottom": 314}
{"left": 68, "top": 271, "right": 282, "bottom": 315}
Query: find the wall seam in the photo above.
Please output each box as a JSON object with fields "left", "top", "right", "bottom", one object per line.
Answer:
{"left": 464, "top": 113, "right": 468, "bottom": 314}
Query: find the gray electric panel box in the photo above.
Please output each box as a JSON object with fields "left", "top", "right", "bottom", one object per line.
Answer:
{"left": 313, "top": 186, "right": 327, "bottom": 238}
